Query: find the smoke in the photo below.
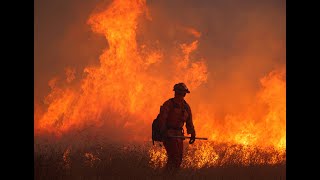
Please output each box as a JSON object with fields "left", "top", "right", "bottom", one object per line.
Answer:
{"left": 143, "top": 0, "right": 285, "bottom": 115}
{"left": 34, "top": 0, "right": 285, "bottom": 145}
{"left": 34, "top": 0, "right": 109, "bottom": 101}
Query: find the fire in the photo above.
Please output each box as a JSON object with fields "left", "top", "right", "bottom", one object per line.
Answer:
{"left": 35, "top": 0, "right": 285, "bottom": 167}
{"left": 192, "top": 69, "right": 286, "bottom": 150}
{"left": 84, "top": 152, "right": 101, "bottom": 167}
{"left": 148, "top": 145, "right": 167, "bottom": 169}
{"left": 65, "top": 67, "right": 76, "bottom": 83}
{"left": 148, "top": 68, "right": 286, "bottom": 168}
{"left": 182, "top": 142, "right": 219, "bottom": 168}
{"left": 149, "top": 141, "right": 285, "bottom": 169}
{"left": 183, "top": 27, "right": 202, "bottom": 38}
{"left": 63, "top": 146, "right": 71, "bottom": 169}
{"left": 35, "top": 0, "right": 207, "bottom": 139}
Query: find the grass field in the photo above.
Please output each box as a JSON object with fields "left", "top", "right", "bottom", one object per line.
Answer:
{"left": 34, "top": 139, "right": 286, "bottom": 180}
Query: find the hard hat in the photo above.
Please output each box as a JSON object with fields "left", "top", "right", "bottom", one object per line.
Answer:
{"left": 173, "top": 83, "right": 190, "bottom": 93}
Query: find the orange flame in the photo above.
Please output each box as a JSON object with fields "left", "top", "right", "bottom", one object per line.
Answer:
{"left": 193, "top": 69, "right": 286, "bottom": 150}
{"left": 183, "top": 27, "right": 202, "bottom": 38}
{"left": 65, "top": 67, "right": 76, "bottom": 83}
{"left": 149, "top": 69, "right": 286, "bottom": 168}
{"left": 63, "top": 146, "right": 71, "bottom": 169}
{"left": 84, "top": 152, "right": 101, "bottom": 167}
{"left": 35, "top": 0, "right": 207, "bottom": 139}
{"left": 35, "top": 0, "right": 285, "bottom": 167}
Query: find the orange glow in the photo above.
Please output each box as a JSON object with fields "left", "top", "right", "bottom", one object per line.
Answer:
{"left": 63, "top": 146, "right": 71, "bottom": 169}
{"left": 35, "top": 0, "right": 207, "bottom": 139}
{"left": 84, "top": 152, "right": 101, "bottom": 167}
{"left": 184, "top": 27, "right": 202, "bottom": 38}
{"left": 65, "top": 67, "right": 76, "bottom": 83}
{"left": 35, "top": 0, "right": 285, "bottom": 167}
{"left": 192, "top": 69, "right": 286, "bottom": 150}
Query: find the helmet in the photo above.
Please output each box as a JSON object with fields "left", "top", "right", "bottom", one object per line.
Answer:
{"left": 173, "top": 82, "right": 190, "bottom": 93}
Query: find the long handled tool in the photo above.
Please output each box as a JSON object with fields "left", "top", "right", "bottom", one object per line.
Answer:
{"left": 168, "top": 135, "right": 208, "bottom": 140}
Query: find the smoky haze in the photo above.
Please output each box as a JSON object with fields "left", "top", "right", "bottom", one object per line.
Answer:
{"left": 34, "top": 0, "right": 285, "bottom": 143}
{"left": 142, "top": 0, "right": 285, "bottom": 119}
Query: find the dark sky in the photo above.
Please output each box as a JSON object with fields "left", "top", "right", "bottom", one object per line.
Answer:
{"left": 35, "top": 0, "right": 285, "bottom": 113}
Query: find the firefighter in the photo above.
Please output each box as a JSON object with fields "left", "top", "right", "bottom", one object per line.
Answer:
{"left": 158, "top": 82, "right": 196, "bottom": 175}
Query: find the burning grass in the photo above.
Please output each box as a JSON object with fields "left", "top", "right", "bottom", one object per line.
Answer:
{"left": 35, "top": 139, "right": 285, "bottom": 180}
{"left": 35, "top": 1, "right": 286, "bottom": 179}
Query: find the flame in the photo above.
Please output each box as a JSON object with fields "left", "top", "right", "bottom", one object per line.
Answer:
{"left": 148, "top": 145, "right": 167, "bottom": 169}
{"left": 63, "top": 146, "right": 71, "bottom": 169}
{"left": 190, "top": 69, "right": 286, "bottom": 150}
{"left": 182, "top": 142, "right": 219, "bottom": 168}
{"left": 183, "top": 27, "right": 202, "bottom": 38}
{"left": 35, "top": 0, "right": 207, "bottom": 139}
{"left": 35, "top": 0, "right": 285, "bottom": 167}
{"left": 84, "top": 152, "right": 101, "bottom": 167}
{"left": 65, "top": 67, "right": 76, "bottom": 83}
{"left": 149, "top": 141, "right": 285, "bottom": 169}
{"left": 148, "top": 69, "right": 286, "bottom": 168}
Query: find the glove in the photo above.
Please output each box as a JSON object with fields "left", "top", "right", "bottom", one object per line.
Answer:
{"left": 189, "top": 133, "right": 196, "bottom": 144}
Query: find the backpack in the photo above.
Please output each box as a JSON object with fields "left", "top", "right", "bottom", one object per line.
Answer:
{"left": 152, "top": 98, "right": 189, "bottom": 145}
{"left": 152, "top": 114, "right": 162, "bottom": 145}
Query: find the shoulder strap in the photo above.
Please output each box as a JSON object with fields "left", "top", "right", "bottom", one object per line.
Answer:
{"left": 169, "top": 98, "right": 176, "bottom": 110}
